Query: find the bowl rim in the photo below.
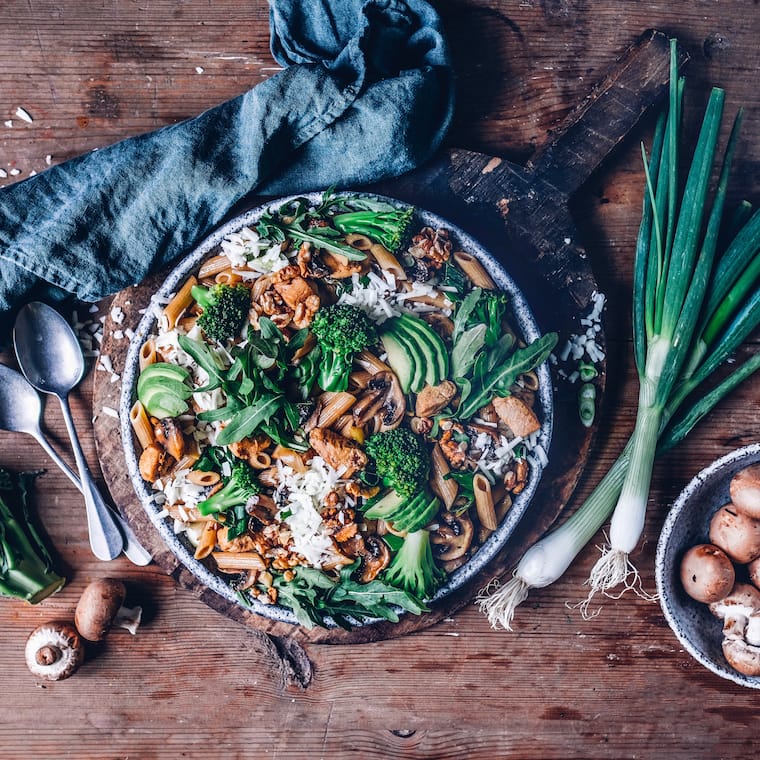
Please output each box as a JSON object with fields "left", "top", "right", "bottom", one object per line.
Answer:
{"left": 119, "top": 190, "right": 554, "bottom": 627}
{"left": 655, "top": 442, "right": 760, "bottom": 689}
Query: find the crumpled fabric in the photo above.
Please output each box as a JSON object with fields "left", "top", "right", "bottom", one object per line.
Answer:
{"left": 0, "top": 0, "right": 453, "bottom": 329}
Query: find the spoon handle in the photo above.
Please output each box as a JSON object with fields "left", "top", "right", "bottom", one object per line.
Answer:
{"left": 32, "top": 432, "right": 152, "bottom": 566}
{"left": 57, "top": 395, "right": 124, "bottom": 561}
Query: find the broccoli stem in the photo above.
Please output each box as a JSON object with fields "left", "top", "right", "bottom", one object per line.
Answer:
{"left": 332, "top": 207, "right": 414, "bottom": 253}
{"left": 0, "top": 474, "right": 65, "bottom": 604}
{"left": 197, "top": 462, "right": 260, "bottom": 516}
{"left": 383, "top": 529, "right": 444, "bottom": 600}
{"left": 318, "top": 352, "right": 352, "bottom": 393}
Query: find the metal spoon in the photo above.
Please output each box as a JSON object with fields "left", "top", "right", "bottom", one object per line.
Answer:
{"left": 13, "top": 302, "right": 125, "bottom": 561}
{"left": 0, "top": 363, "right": 152, "bottom": 565}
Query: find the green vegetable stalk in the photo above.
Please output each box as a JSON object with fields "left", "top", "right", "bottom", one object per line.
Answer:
{"left": 0, "top": 469, "right": 65, "bottom": 604}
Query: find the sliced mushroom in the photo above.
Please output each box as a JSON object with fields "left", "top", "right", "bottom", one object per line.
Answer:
{"left": 153, "top": 417, "right": 186, "bottom": 461}
{"left": 375, "top": 371, "right": 406, "bottom": 432}
{"left": 353, "top": 371, "right": 406, "bottom": 432}
{"left": 492, "top": 395, "right": 541, "bottom": 437}
{"left": 430, "top": 512, "right": 474, "bottom": 561}
{"left": 415, "top": 381, "right": 457, "bottom": 418}
{"left": 357, "top": 535, "right": 391, "bottom": 582}
{"left": 25, "top": 622, "right": 85, "bottom": 681}
{"left": 320, "top": 249, "right": 371, "bottom": 279}
{"left": 710, "top": 583, "right": 760, "bottom": 676}
{"left": 420, "top": 312, "right": 455, "bottom": 339}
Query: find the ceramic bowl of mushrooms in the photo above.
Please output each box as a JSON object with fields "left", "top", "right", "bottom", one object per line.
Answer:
{"left": 656, "top": 443, "right": 760, "bottom": 688}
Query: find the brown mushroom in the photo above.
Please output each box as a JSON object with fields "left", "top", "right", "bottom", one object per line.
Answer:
{"left": 730, "top": 464, "right": 760, "bottom": 520}
{"left": 353, "top": 371, "right": 405, "bottom": 432}
{"left": 25, "top": 621, "right": 85, "bottom": 681}
{"left": 710, "top": 583, "right": 760, "bottom": 676}
{"left": 430, "top": 512, "right": 474, "bottom": 561}
{"left": 709, "top": 504, "right": 760, "bottom": 564}
{"left": 74, "top": 578, "right": 142, "bottom": 642}
{"left": 749, "top": 556, "right": 760, "bottom": 591}
{"left": 679, "top": 543, "right": 735, "bottom": 603}
{"left": 357, "top": 535, "right": 391, "bottom": 582}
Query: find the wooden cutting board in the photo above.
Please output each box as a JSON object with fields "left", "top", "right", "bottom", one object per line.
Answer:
{"left": 93, "top": 29, "right": 680, "bottom": 645}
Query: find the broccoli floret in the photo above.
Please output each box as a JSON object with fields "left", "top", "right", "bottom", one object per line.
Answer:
{"left": 332, "top": 205, "right": 414, "bottom": 253}
{"left": 197, "top": 461, "right": 260, "bottom": 517}
{"left": 191, "top": 283, "right": 251, "bottom": 343}
{"left": 364, "top": 427, "right": 429, "bottom": 498}
{"left": 311, "top": 304, "right": 378, "bottom": 392}
{"left": 383, "top": 529, "right": 444, "bottom": 600}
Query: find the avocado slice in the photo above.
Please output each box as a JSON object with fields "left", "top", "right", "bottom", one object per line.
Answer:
{"left": 363, "top": 488, "right": 407, "bottom": 520}
{"left": 137, "top": 362, "right": 191, "bottom": 396}
{"left": 394, "top": 313, "right": 449, "bottom": 387}
{"left": 379, "top": 332, "right": 417, "bottom": 394}
{"left": 383, "top": 490, "right": 429, "bottom": 528}
{"left": 394, "top": 493, "right": 441, "bottom": 533}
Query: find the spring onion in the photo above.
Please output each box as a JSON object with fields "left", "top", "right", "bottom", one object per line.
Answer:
{"left": 478, "top": 39, "right": 760, "bottom": 629}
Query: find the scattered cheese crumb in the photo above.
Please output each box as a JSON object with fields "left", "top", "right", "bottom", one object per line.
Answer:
{"left": 195, "top": 66, "right": 204, "bottom": 74}
{"left": 45, "top": 154, "right": 52, "bottom": 165}
{"left": 3, "top": 120, "right": 12, "bottom": 128}
{"left": 0, "top": 169, "right": 6, "bottom": 178}
{"left": 101, "top": 406, "right": 119, "bottom": 419}
{"left": 15, "top": 106, "right": 33, "bottom": 123}
{"left": 9, "top": 168, "right": 20, "bottom": 176}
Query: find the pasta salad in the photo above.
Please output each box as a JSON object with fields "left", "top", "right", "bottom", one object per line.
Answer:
{"left": 130, "top": 191, "right": 557, "bottom": 628}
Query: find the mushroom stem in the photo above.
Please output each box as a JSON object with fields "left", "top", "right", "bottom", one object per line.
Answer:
{"left": 114, "top": 605, "right": 143, "bottom": 635}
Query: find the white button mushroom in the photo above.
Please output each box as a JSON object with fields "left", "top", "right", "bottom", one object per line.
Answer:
{"left": 708, "top": 503, "right": 760, "bottom": 564}
{"left": 25, "top": 621, "right": 85, "bottom": 681}
{"left": 730, "top": 464, "right": 760, "bottom": 520}
{"left": 74, "top": 578, "right": 142, "bottom": 642}
{"left": 709, "top": 583, "right": 760, "bottom": 676}
{"left": 679, "top": 543, "right": 735, "bottom": 603}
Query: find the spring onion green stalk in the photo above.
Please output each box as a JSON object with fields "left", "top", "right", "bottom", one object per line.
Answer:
{"left": 478, "top": 39, "right": 760, "bottom": 628}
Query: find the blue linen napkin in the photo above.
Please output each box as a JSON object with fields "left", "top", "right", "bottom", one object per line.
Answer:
{"left": 0, "top": 0, "right": 453, "bottom": 331}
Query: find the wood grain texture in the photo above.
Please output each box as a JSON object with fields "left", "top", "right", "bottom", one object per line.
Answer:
{"left": 1, "top": 1, "right": 760, "bottom": 758}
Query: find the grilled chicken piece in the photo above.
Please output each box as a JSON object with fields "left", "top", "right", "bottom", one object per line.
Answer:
{"left": 415, "top": 380, "right": 457, "bottom": 418}
{"left": 492, "top": 395, "right": 541, "bottom": 437}
{"left": 308, "top": 426, "right": 368, "bottom": 478}
{"left": 138, "top": 443, "right": 173, "bottom": 482}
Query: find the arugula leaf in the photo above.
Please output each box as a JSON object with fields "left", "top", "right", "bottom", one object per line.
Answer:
{"left": 216, "top": 395, "right": 283, "bottom": 446}
{"left": 451, "top": 323, "right": 487, "bottom": 379}
{"left": 177, "top": 334, "right": 225, "bottom": 389}
{"left": 452, "top": 287, "right": 483, "bottom": 344}
{"left": 456, "top": 332, "right": 558, "bottom": 420}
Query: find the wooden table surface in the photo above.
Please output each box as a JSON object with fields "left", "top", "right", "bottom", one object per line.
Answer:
{"left": 1, "top": 2, "right": 759, "bottom": 758}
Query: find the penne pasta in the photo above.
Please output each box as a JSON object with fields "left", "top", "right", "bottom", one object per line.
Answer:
{"left": 212, "top": 551, "right": 267, "bottom": 571}
{"left": 369, "top": 242, "right": 406, "bottom": 281}
{"left": 454, "top": 251, "right": 496, "bottom": 289}
{"left": 473, "top": 473, "right": 498, "bottom": 531}
{"left": 163, "top": 275, "right": 197, "bottom": 330}
{"left": 431, "top": 443, "right": 458, "bottom": 510}
{"left": 198, "top": 254, "right": 233, "bottom": 280}
{"left": 249, "top": 451, "right": 272, "bottom": 469}
{"left": 214, "top": 270, "right": 243, "bottom": 285}
{"left": 187, "top": 470, "right": 221, "bottom": 487}
{"left": 355, "top": 350, "right": 391, "bottom": 375}
{"left": 138, "top": 339, "right": 157, "bottom": 371}
{"left": 316, "top": 391, "right": 357, "bottom": 428}
{"left": 271, "top": 446, "right": 308, "bottom": 472}
{"left": 129, "top": 401, "right": 155, "bottom": 449}
{"left": 194, "top": 521, "right": 219, "bottom": 560}
{"left": 344, "top": 232, "right": 373, "bottom": 251}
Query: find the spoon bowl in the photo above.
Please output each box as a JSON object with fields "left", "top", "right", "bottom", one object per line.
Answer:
{"left": 14, "top": 302, "right": 85, "bottom": 394}
{"left": 14, "top": 302, "right": 124, "bottom": 561}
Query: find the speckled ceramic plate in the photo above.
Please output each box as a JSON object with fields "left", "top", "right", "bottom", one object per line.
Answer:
{"left": 120, "top": 191, "right": 554, "bottom": 627}
{"left": 656, "top": 443, "right": 760, "bottom": 688}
